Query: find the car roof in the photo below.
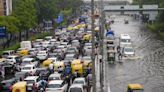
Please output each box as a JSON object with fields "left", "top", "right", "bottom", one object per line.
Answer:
{"left": 23, "top": 58, "right": 34, "bottom": 61}
{"left": 48, "top": 80, "right": 63, "bottom": 84}
{"left": 24, "top": 64, "right": 35, "bottom": 67}
{"left": 74, "top": 77, "right": 85, "bottom": 81}
{"left": 120, "top": 34, "right": 131, "bottom": 39}
{"left": 1, "top": 78, "right": 15, "bottom": 83}
{"left": 70, "top": 84, "right": 83, "bottom": 88}
{"left": 24, "top": 76, "right": 39, "bottom": 80}
{"left": 49, "top": 73, "right": 61, "bottom": 77}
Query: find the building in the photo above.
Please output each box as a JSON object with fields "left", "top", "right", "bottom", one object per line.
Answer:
{"left": 0, "top": 0, "right": 12, "bottom": 16}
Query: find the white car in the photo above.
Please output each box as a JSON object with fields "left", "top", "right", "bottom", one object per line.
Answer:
{"left": 73, "top": 77, "right": 87, "bottom": 86}
{"left": 21, "top": 58, "right": 39, "bottom": 67}
{"left": 29, "top": 48, "right": 38, "bottom": 56}
{"left": 68, "top": 84, "right": 87, "bottom": 92}
{"left": 21, "top": 64, "right": 37, "bottom": 75}
{"left": 48, "top": 73, "right": 62, "bottom": 81}
{"left": 24, "top": 76, "right": 40, "bottom": 91}
{"left": 119, "top": 34, "right": 132, "bottom": 47}
{"left": 123, "top": 46, "right": 135, "bottom": 57}
{"left": 6, "top": 55, "right": 20, "bottom": 65}
{"left": 36, "top": 51, "right": 48, "bottom": 60}
{"left": 46, "top": 80, "right": 68, "bottom": 92}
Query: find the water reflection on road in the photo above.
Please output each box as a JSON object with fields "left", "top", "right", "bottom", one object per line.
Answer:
{"left": 105, "top": 15, "right": 164, "bottom": 92}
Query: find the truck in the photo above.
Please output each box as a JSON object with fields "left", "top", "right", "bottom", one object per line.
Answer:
{"left": 20, "top": 41, "right": 32, "bottom": 49}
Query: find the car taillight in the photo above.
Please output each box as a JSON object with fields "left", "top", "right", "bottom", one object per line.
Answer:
{"left": 9, "top": 86, "right": 12, "bottom": 90}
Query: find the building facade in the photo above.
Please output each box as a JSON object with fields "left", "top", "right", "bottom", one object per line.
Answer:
{"left": 0, "top": 0, "right": 12, "bottom": 16}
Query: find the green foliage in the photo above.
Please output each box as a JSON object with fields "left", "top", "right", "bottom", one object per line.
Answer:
{"left": 0, "top": 16, "right": 19, "bottom": 33}
{"left": 13, "top": 0, "right": 37, "bottom": 31}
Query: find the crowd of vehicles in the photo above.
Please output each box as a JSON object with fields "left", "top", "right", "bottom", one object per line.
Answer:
{"left": 0, "top": 16, "right": 94, "bottom": 92}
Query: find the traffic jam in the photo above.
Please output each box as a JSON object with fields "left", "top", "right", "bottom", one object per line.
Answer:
{"left": 0, "top": 16, "right": 97, "bottom": 92}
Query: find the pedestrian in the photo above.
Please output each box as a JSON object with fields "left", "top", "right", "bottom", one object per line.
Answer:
{"left": 117, "top": 45, "right": 121, "bottom": 53}
{"left": 118, "top": 52, "right": 122, "bottom": 60}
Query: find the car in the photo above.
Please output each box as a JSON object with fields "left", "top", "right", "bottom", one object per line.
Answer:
{"left": 21, "top": 64, "right": 37, "bottom": 75}
{"left": 29, "top": 48, "right": 38, "bottom": 56}
{"left": 119, "top": 34, "right": 131, "bottom": 48}
{"left": 71, "top": 40, "right": 80, "bottom": 47}
{"left": 66, "top": 47, "right": 78, "bottom": 54}
{"left": 65, "top": 54, "right": 78, "bottom": 61}
{"left": 24, "top": 76, "right": 40, "bottom": 91}
{"left": 48, "top": 73, "right": 62, "bottom": 81}
{"left": 14, "top": 72, "right": 30, "bottom": 81}
{"left": 36, "top": 50, "right": 48, "bottom": 61}
{"left": 122, "top": 46, "right": 135, "bottom": 57}
{"left": 45, "top": 36, "right": 53, "bottom": 41}
{"left": 0, "top": 78, "right": 16, "bottom": 92}
{"left": 2, "top": 50, "right": 15, "bottom": 58}
{"left": 124, "top": 19, "right": 129, "bottom": 24}
{"left": 6, "top": 55, "right": 21, "bottom": 65}
{"left": 84, "top": 46, "right": 92, "bottom": 56}
{"left": 34, "top": 68, "right": 50, "bottom": 80}
{"left": 21, "top": 58, "right": 39, "bottom": 67}
{"left": 46, "top": 80, "right": 68, "bottom": 92}
{"left": 68, "top": 84, "right": 87, "bottom": 92}
{"left": 73, "top": 77, "right": 87, "bottom": 86}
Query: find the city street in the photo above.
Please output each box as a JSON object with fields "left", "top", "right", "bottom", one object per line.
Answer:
{"left": 105, "top": 15, "right": 164, "bottom": 92}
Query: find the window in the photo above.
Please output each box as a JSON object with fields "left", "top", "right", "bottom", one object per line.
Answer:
{"left": 70, "top": 88, "right": 82, "bottom": 92}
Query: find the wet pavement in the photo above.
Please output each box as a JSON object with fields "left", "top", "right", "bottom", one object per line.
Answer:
{"left": 105, "top": 15, "right": 164, "bottom": 92}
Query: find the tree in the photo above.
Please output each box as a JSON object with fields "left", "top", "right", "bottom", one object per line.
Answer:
{"left": 0, "top": 16, "right": 20, "bottom": 47}
{"left": 12, "top": 0, "right": 37, "bottom": 40}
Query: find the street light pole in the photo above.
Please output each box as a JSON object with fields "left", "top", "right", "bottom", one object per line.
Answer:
{"left": 91, "top": 0, "right": 96, "bottom": 92}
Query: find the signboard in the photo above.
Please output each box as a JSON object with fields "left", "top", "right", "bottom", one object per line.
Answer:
{"left": 0, "top": 26, "right": 7, "bottom": 38}
{"left": 56, "top": 14, "right": 63, "bottom": 23}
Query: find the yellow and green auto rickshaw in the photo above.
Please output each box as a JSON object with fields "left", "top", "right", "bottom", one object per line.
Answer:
{"left": 42, "top": 59, "right": 53, "bottom": 68}
{"left": 19, "top": 49, "right": 29, "bottom": 56}
{"left": 127, "top": 84, "right": 144, "bottom": 92}
{"left": 12, "top": 81, "right": 27, "bottom": 92}
{"left": 83, "top": 34, "right": 91, "bottom": 42}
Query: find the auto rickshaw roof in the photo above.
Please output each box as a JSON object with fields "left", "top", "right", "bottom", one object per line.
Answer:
{"left": 72, "top": 59, "right": 81, "bottom": 64}
{"left": 128, "top": 84, "right": 143, "bottom": 90}
{"left": 13, "top": 81, "right": 27, "bottom": 88}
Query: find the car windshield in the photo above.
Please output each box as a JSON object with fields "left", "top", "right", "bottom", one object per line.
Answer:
{"left": 83, "top": 57, "right": 91, "bottom": 60}
{"left": 2, "top": 53, "right": 9, "bottom": 55}
{"left": 22, "top": 61, "right": 30, "bottom": 65}
{"left": 25, "top": 80, "right": 35, "bottom": 84}
{"left": 73, "top": 80, "right": 84, "bottom": 85}
{"left": 70, "top": 88, "right": 82, "bottom": 92}
{"left": 124, "top": 48, "right": 134, "bottom": 52}
{"left": 121, "top": 39, "right": 130, "bottom": 43}
{"left": 7, "top": 57, "right": 12, "bottom": 59}
{"left": 48, "top": 84, "right": 61, "bottom": 88}
{"left": 2, "top": 82, "right": 12, "bottom": 86}
{"left": 22, "top": 67, "right": 31, "bottom": 70}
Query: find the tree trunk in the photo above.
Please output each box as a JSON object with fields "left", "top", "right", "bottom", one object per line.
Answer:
{"left": 19, "top": 31, "right": 22, "bottom": 42}
{"left": 26, "top": 30, "right": 29, "bottom": 40}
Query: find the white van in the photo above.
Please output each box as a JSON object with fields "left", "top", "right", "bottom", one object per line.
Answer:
{"left": 119, "top": 34, "right": 131, "bottom": 47}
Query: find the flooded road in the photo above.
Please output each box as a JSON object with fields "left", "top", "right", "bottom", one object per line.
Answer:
{"left": 105, "top": 15, "right": 164, "bottom": 92}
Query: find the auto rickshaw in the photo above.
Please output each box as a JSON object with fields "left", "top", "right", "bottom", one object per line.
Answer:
{"left": 72, "top": 64, "right": 83, "bottom": 76}
{"left": 107, "top": 50, "right": 115, "bottom": 63}
{"left": 71, "top": 59, "right": 81, "bottom": 67}
{"left": 67, "top": 26, "right": 74, "bottom": 31}
{"left": 83, "top": 34, "right": 91, "bottom": 42}
{"left": 42, "top": 59, "right": 53, "bottom": 67}
{"left": 12, "top": 81, "right": 27, "bottom": 92}
{"left": 127, "top": 84, "right": 144, "bottom": 92}
{"left": 19, "top": 49, "right": 29, "bottom": 56}
{"left": 54, "top": 62, "right": 65, "bottom": 71}
{"left": 83, "top": 60, "right": 92, "bottom": 76}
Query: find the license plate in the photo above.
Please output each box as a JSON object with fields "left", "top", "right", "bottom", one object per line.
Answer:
{"left": 27, "top": 87, "right": 32, "bottom": 90}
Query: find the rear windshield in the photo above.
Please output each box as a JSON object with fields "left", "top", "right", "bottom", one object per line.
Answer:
{"left": 70, "top": 88, "right": 82, "bottom": 92}
{"left": 25, "top": 80, "right": 35, "bottom": 84}
{"left": 2, "top": 53, "right": 9, "bottom": 55}
{"left": 121, "top": 39, "right": 130, "bottom": 43}
{"left": 22, "top": 67, "right": 31, "bottom": 70}
{"left": 48, "top": 84, "right": 61, "bottom": 88}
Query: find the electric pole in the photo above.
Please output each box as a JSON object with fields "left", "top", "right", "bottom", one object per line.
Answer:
{"left": 91, "top": 0, "right": 96, "bottom": 92}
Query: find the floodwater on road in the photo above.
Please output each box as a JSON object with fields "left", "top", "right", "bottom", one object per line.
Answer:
{"left": 105, "top": 15, "right": 164, "bottom": 92}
